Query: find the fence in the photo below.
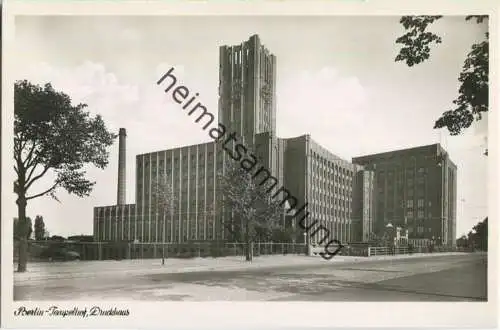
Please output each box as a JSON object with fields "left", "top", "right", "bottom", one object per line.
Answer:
{"left": 14, "top": 240, "right": 308, "bottom": 262}
{"left": 367, "top": 245, "right": 473, "bottom": 256}
{"left": 14, "top": 240, "right": 474, "bottom": 262}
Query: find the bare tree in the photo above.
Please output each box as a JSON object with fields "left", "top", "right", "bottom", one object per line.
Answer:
{"left": 151, "top": 172, "right": 177, "bottom": 265}
{"left": 219, "top": 162, "right": 285, "bottom": 261}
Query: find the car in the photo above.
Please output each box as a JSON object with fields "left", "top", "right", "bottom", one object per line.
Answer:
{"left": 39, "top": 245, "right": 81, "bottom": 261}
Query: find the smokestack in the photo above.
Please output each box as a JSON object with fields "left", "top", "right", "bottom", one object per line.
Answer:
{"left": 117, "top": 128, "right": 126, "bottom": 205}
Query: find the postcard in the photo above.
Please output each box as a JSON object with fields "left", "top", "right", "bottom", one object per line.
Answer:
{"left": 1, "top": 0, "right": 497, "bottom": 328}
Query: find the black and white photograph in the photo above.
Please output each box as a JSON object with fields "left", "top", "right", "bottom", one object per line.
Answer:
{"left": 1, "top": 1, "right": 497, "bottom": 329}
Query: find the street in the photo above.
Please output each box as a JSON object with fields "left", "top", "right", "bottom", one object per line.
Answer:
{"left": 14, "top": 253, "right": 487, "bottom": 301}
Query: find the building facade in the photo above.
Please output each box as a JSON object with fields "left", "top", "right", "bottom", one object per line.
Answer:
{"left": 93, "top": 35, "right": 458, "bottom": 248}
{"left": 279, "top": 134, "right": 359, "bottom": 244}
{"left": 352, "top": 144, "right": 457, "bottom": 247}
{"left": 94, "top": 35, "right": 281, "bottom": 243}
{"left": 351, "top": 169, "right": 376, "bottom": 242}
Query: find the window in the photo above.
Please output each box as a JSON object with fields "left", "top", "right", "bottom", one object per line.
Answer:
{"left": 417, "top": 199, "right": 424, "bottom": 208}
{"left": 417, "top": 210, "right": 424, "bottom": 219}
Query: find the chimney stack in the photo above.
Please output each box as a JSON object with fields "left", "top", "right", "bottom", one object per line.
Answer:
{"left": 117, "top": 128, "right": 127, "bottom": 205}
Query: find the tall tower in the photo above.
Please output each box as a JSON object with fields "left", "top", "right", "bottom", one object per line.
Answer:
{"left": 218, "top": 34, "right": 277, "bottom": 147}
{"left": 117, "top": 128, "right": 127, "bottom": 205}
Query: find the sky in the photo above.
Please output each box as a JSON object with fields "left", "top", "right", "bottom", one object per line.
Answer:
{"left": 13, "top": 15, "right": 488, "bottom": 238}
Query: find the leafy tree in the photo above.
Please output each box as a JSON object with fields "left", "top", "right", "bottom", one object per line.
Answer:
{"left": 14, "top": 217, "right": 32, "bottom": 240}
{"left": 150, "top": 172, "right": 177, "bottom": 265}
{"left": 14, "top": 80, "right": 116, "bottom": 272}
{"left": 472, "top": 217, "right": 488, "bottom": 251}
{"left": 49, "top": 235, "right": 66, "bottom": 241}
{"left": 218, "top": 162, "right": 285, "bottom": 261}
{"left": 34, "top": 215, "right": 46, "bottom": 241}
{"left": 395, "top": 15, "right": 489, "bottom": 141}
{"left": 456, "top": 234, "right": 469, "bottom": 248}
{"left": 459, "top": 217, "right": 487, "bottom": 251}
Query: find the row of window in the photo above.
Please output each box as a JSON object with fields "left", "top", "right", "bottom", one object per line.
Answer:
{"left": 311, "top": 152, "right": 354, "bottom": 177}
{"left": 138, "top": 150, "right": 218, "bottom": 171}
{"left": 407, "top": 226, "right": 432, "bottom": 234}
{"left": 309, "top": 204, "right": 352, "bottom": 219}
{"left": 95, "top": 220, "right": 217, "bottom": 242}
{"left": 378, "top": 166, "right": 427, "bottom": 177}
{"left": 406, "top": 210, "right": 432, "bottom": 219}
{"left": 307, "top": 219, "right": 351, "bottom": 243}
{"left": 406, "top": 199, "right": 431, "bottom": 208}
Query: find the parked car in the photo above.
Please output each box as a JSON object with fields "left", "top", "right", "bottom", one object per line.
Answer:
{"left": 39, "top": 245, "right": 81, "bottom": 261}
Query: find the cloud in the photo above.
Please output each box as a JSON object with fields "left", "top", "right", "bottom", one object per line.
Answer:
{"left": 20, "top": 61, "right": 139, "bottom": 103}
{"left": 15, "top": 60, "right": 218, "bottom": 236}
{"left": 281, "top": 67, "right": 367, "bottom": 116}
{"left": 277, "top": 67, "right": 369, "bottom": 158}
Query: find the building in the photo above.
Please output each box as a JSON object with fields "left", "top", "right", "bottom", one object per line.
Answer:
{"left": 352, "top": 144, "right": 457, "bottom": 247}
{"left": 94, "top": 35, "right": 282, "bottom": 243}
{"left": 351, "top": 168, "right": 376, "bottom": 242}
{"left": 280, "top": 134, "right": 358, "bottom": 244}
{"left": 93, "top": 35, "right": 458, "bottom": 248}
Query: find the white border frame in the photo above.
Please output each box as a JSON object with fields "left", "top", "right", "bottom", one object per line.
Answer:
{"left": 2, "top": 0, "right": 499, "bottom": 328}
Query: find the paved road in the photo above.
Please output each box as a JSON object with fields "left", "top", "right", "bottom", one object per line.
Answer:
{"left": 14, "top": 253, "right": 487, "bottom": 301}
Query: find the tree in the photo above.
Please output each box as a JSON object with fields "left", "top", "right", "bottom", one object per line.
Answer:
{"left": 395, "top": 15, "right": 489, "bottom": 139}
{"left": 14, "top": 80, "right": 116, "bottom": 272}
{"left": 460, "top": 217, "right": 487, "bottom": 251}
{"left": 14, "top": 217, "right": 32, "bottom": 240}
{"left": 471, "top": 217, "right": 488, "bottom": 251}
{"left": 151, "top": 172, "right": 177, "bottom": 265}
{"left": 456, "top": 234, "right": 469, "bottom": 248}
{"left": 49, "top": 235, "right": 66, "bottom": 241}
{"left": 219, "top": 162, "right": 285, "bottom": 261}
{"left": 34, "top": 215, "right": 46, "bottom": 241}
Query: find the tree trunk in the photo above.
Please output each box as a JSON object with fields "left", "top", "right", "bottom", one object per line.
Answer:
{"left": 245, "top": 240, "right": 252, "bottom": 262}
{"left": 244, "top": 221, "right": 252, "bottom": 262}
{"left": 16, "top": 195, "right": 28, "bottom": 272}
{"left": 162, "top": 245, "right": 165, "bottom": 265}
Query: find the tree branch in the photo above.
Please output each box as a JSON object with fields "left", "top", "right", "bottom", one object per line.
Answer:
{"left": 22, "top": 141, "right": 38, "bottom": 167}
{"left": 26, "top": 182, "right": 59, "bottom": 201}
{"left": 25, "top": 165, "right": 51, "bottom": 191}
{"left": 25, "top": 160, "right": 41, "bottom": 185}
{"left": 26, "top": 153, "right": 41, "bottom": 170}
{"left": 14, "top": 137, "right": 24, "bottom": 162}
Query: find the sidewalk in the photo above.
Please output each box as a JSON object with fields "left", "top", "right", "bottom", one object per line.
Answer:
{"left": 14, "top": 252, "right": 469, "bottom": 283}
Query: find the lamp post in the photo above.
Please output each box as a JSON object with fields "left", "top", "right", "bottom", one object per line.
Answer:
{"left": 386, "top": 223, "right": 395, "bottom": 254}
{"left": 162, "top": 213, "right": 166, "bottom": 265}
{"left": 303, "top": 232, "right": 307, "bottom": 256}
